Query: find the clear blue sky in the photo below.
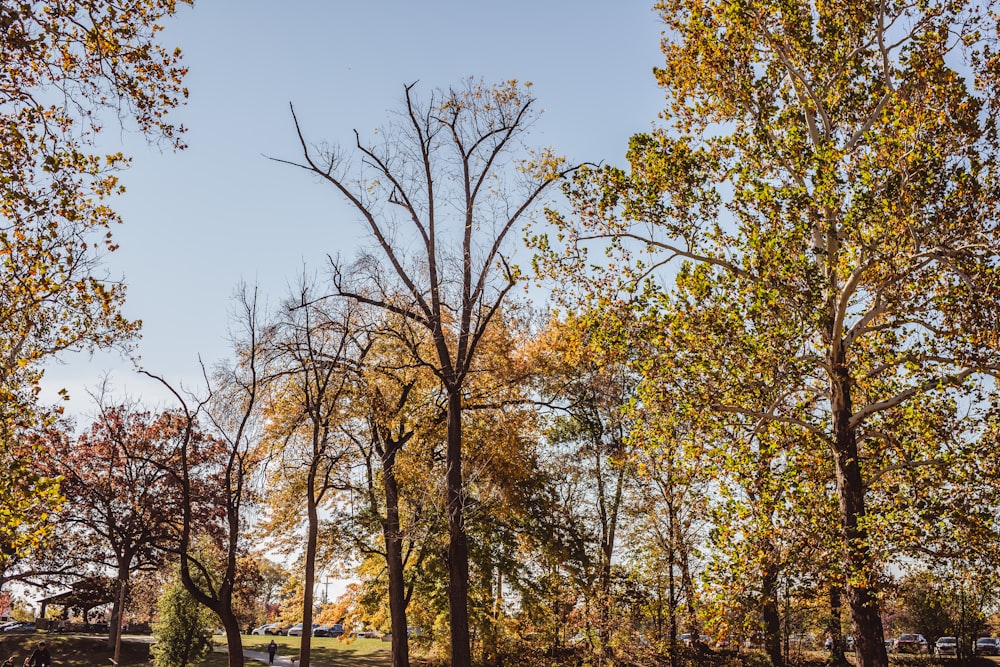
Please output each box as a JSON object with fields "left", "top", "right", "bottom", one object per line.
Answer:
{"left": 41, "top": 1, "right": 667, "bottom": 413}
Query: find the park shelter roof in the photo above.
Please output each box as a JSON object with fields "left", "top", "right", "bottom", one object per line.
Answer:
{"left": 37, "top": 577, "right": 115, "bottom": 609}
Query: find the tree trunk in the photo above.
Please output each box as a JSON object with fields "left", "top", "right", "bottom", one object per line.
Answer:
{"left": 301, "top": 469, "right": 319, "bottom": 667}
{"left": 597, "top": 462, "right": 625, "bottom": 641}
{"left": 110, "top": 568, "right": 127, "bottom": 653}
{"left": 383, "top": 441, "right": 410, "bottom": 667}
{"left": 827, "top": 584, "right": 848, "bottom": 666}
{"left": 761, "top": 550, "right": 783, "bottom": 667}
{"left": 667, "top": 497, "right": 678, "bottom": 667}
{"left": 831, "top": 357, "right": 887, "bottom": 667}
{"left": 679, "top": 540, "right": 696, "bottom": 631}
{"left": 222, "top": 617, "right": 246, "bottom": 667}
{"left": 446, "top": 389, "right": 472, "bottom": 667}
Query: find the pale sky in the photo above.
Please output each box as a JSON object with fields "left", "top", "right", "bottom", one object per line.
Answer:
{"left": 40, "top": 1, "right": 667, "bottom": 414}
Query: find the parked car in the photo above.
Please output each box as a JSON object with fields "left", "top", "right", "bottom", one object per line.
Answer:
{"left": 315, "top": 624, "right": 344, "bottom": 638}
{"left": 3, "top": 622, "right": 35, "bottom": 633}
{"left": 788, "top": 634, "right": 816, "bottom": 650}
{"left": 935, "top": 636, "right": 958, "bottom": 656}
{"left": 678, "top": 633, "right": 712, "bottom": 647}
{"left": 252, "top": 623, "right": 280, "bottom": 636}
{"left": 287, "top": 623, "right": 321, "bottom": 637}
{"left": 349, "top": 628, "right": 384, "bottom": 639}
{"left": 824, "top": 636, "right": 855, "bottom": 651}
{"left": 975, "top": 637, "right": 1000, "bottom": 655}
{"left": 894, "top": 633, "right": 928, "bottom": 654}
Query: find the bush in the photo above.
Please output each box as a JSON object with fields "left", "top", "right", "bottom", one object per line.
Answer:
{"left": 152, "top": 578, "right": 214, "bottom": 667}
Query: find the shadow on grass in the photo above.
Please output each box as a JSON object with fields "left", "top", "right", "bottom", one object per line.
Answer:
{"left": 0, "top": 634, "right": 152, "bottom": 667}
{"left": 1, "top": 633, "right": 393, "bottom": 667}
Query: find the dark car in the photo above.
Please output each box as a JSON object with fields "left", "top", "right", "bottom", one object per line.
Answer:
{"left": 315, "top": 624, "right": 345, "bottom": 638}
{"left": 975, "top": 637, "right": 1000, "bottom": 655}
{"left": 893, "top": 633, "right": 928, "bottom": 654}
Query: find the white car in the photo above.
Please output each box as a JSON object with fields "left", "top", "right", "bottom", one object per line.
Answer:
{"left": 252, "top": 623, "right": 280, "bottom": 635}
{"left": 935, "top": 636, "right": 957, "bottom": 656}
{"left": 287, "top": 623, "right": 321, "bottom": 637}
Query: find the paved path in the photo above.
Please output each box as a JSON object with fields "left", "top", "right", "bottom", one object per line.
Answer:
{"left": 216, "top": 646, "right": 298, "bottom": 667}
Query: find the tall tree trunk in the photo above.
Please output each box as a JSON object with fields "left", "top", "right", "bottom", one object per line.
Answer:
{"left": 597, "top": 462, "right": 625, "bottom": 640}
{"left": 679, "top": 540, "right": 696, "bottom": 630}
{"left": 301, "top": 470, "right": 319, "bottom": 667}
{"left": 761, "top": 548, "right": 783, "bottom": 667}
{"left": 667, "top": 495, "right": 678, "bottom": 667}
{"left": 446, "top": 389, "right": 472, "bottom": 667}
{"left": 110, "top": 567, "right": 128, "bottom": 652}
{"left": 827, "top": 584, "right": 848, "bottom": 666}
{"left": 831, "top": 358, "right": 887, "bottom": 667}
{"left": 383, "top": 442, "right": 410, "bottom": 667}
{"left": 493, "top": 569, "right": 503, "bottom": 667}
{"left": 668, "top": 539, "right": 677, "bottom": 667}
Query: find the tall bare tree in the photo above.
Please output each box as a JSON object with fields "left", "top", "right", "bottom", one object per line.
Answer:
{"left": 279, "top": 79, "right": 576, "bottom": 667}
{"left": 142, "top": 287, "right": 272, "bottom": 667}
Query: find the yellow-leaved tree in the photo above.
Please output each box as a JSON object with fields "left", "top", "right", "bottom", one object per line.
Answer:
{"left": 534, "top": 1, "right": 1000, "bottom": 666}
{"left": 0, "top": 0, "right": 189, "bottom": 578}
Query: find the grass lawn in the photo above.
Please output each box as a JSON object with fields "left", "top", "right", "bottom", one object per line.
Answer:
{"left": 0, "top": 634, "right": 153, "bottom": 667}
{"left": 0, "top": 633, "right": 390, "bottom": 667}
{"left": 236, "top": 635, "right": 391, "bottom": 667}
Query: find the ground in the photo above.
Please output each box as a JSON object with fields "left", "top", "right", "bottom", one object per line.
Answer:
{"left": 0, "top": 633, "right": 391, "bottom": 667}
{"left": 4, "top": 634, "right": 1000, "bottom": 667}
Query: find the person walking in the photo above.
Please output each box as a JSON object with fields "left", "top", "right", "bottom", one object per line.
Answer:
{"left": 267, "top": 640, "right": 278, "bottom": 665}
{"left": 24, "top": 642, "right": 51, "bottom": 667}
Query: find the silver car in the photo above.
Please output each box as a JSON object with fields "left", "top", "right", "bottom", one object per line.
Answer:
{"left": 935, "top": 636, "right": 957, "bottom": 656}
{"left": 975, "top": 637, "right": 1000, "bottom": 656}
{"left": 287, "top": 623, "right": 321, "bottom": 637}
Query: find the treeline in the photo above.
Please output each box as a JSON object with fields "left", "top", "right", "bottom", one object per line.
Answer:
{"left": 4, "top": 2, "right": 1000, "bottom": 667}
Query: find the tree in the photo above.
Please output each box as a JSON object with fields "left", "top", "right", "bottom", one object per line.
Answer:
{"left": 339, "top": 311, "right": 443, "bottom": 667}
{"left": 41, "top": 404, "right": 184, "bottom": 653}
{"left": 0, "top": 439, "right": 61, "bottom": 581}
{"left": 281, "top": 79, "right": 576, "bottom": 667}
{"left": 626, "top": 412, "right": 709, "bottom": 665}
{"left": 0, "top": 0, "right": 190, "bottom": 569}
{"left": 143, "top": 288, "right": 273, "bottom": 667}
{"left": 536, "top": 1, "right": 1000, "bottom": 665}
{"left": 527, "top": 311, "right": 641, "bottom": 659}
{"left": 153, "top": 573, "right": 215, "bottom": 667}
{"left": 262, "top": 285, "right": 360, "bottom": 667}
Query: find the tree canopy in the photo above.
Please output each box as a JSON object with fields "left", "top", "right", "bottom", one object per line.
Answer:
{"left": 0, "top": 0, "right": 190, "bottom": 576}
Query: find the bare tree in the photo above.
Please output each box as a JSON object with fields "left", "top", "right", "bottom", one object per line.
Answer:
{"left": 141, "top": 286, "right": 273, "bottom": 667}
{"left": 277, "top": 79, "right": 576, "bottom": 667}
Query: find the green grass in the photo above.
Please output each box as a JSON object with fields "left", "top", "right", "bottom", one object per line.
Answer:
{"left": 0, "top": 634, "right": 153, "bottom": 667}
{"left": 0, "top": 632, "right": 391, "bottom": 667}
{"left": 235, "top": 635, "right": 391, "bottom": 666}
